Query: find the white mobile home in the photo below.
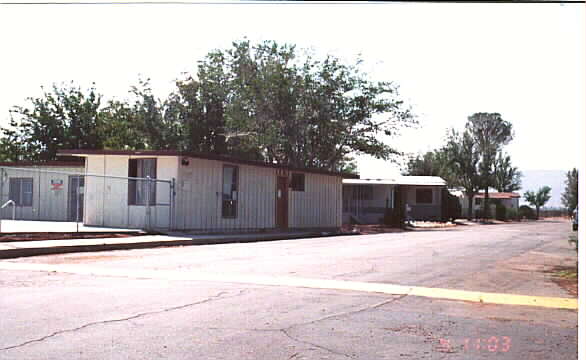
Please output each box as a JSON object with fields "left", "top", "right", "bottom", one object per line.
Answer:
{"left": 343, "top": 176, "right": 447, "bottom": 224}
{"left": 59, "top": 150, "right": 354, "bottom": 232}
{"left": 0, "top": 161, "right": 85, "bottom": 222}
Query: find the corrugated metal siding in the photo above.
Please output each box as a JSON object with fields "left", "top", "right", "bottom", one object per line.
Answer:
{"left": 0, "top": 166, "right": 84, "bottom": 221}
{"left": 289, "top": 173, "right": 342, "bottom": 229}
{"left": 176, "top": 158, "right": 276, "bottom": 231}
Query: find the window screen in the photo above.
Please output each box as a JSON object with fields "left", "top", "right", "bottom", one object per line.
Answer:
{"left": 291, "top": 173, "right": 305, "bottom": 192}
{"left": 416, "top": 188, "right": 433, "bottom": 204}
{"left": 222, "top": 165, "right": 238, "bottom": 218}
{"left": 9, "top": 178, "right": 33, "bottom": 206}
{"left": 128, "top": 158, "right": 157, "bottom": 205}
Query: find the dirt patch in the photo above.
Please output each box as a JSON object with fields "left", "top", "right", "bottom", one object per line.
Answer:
{"left": 0, "top": 232, "right": 148, "bottom": 242}
{"left": 341, "top": 224, "right": 405, "bottom": 235}
{"left": 547, "top": 265, "right": 578, "bottom": 297}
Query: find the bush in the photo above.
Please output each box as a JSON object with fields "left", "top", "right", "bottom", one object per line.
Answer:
{"left": 506, "top": 208, "right": 519, "bottom": 221}
{"left": 495, "top": 203, "right": 507, "bottom": 221}
{"left": 519, "top": 205, "right": 536, "bottom": 220}
{"left": 442, "top": 189, "right": 462, "bottom": 222}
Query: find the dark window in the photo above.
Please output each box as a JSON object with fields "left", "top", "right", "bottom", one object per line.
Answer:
{"left": 128, "top": 158, "right": 157, "bottom": 205}
{"left": 222, "top": 165, "right": 238, "bottom": 218}
{"left": 290, "top": 173, "right": 305, "bottom": 192}
{"left": 416, "top": 188, "right": 433, "bottom": 204}
{"left": 475, "top": 197, "right": 482, "bottom": 205}
{"left": 9, "top": 178, "right": 33, "bottom": 206}
{"left": 352, "top": 185, "right": 373, "bottom": 201}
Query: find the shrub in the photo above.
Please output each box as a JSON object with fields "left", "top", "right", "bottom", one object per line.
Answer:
{"left": 506, "top": 208, "right": 519, "bottom": 221}
{"left": 519, "top": 205, "right": 536, "bottom": 220}
{"left": 495, "top": 203, "right": 507, "bottom": 221}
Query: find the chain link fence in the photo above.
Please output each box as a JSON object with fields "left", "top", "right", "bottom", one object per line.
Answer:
{"left": 0, "top": 166, "right": 174, "bottom": 232}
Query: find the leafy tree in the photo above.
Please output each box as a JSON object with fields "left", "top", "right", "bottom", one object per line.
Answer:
{"left": 561, "top": 168, "right": 578, "bottom": 214}
{"left": 1, "top": 40, "right": 416, "bottom": 172}
{"left": 466, "top": 112, "right": 513, "bottom": 219}
{"left": 402, "top": 149, "right": 458, "bottom": 188}
{"left": 2, "top": 82, "right": 104, "bottom": 161}
{"left": 493, "top": 151, "right": 522, "bottom": 192}
{"left": 221, "top": 39, "right": 416, "bottom": 171}
{"left": 524, "top": 186, "right": 552, "bottom": 220}
{"left": 444, "top": 129, "right": 482, "bottom": 220}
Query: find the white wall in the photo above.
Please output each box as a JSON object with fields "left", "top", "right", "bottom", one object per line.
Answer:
{"left": 0, "top": 165, "right": 84, "bottom": 222}
{"left": 84, "top": 155, "right": 177, "bottom": 230}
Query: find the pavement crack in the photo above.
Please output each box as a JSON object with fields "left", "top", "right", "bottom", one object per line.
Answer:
{"left": 280, "top": 328, "right": 354, "bottom": 358}
{"left": 0, "top": 289, "right": 246, "bottom": 352}
{"left": 288, "top": 294, "right": 407, "bottom": 330}
{"left": 276, "top": 295, "right": 407, "bottom": 359}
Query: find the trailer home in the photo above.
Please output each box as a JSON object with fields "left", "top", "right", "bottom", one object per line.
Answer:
{"left": 0, "top": 161, "right": 85, "bottom": 222}
{"left": 59, "top": 150, "right": 356, "bottom": 232}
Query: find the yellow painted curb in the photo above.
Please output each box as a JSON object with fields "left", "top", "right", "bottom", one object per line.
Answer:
{"left": 0, "top": 261, "right": 578, "bottom": 310}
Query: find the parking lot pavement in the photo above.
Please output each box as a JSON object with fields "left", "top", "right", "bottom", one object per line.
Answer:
{"left": 0, "top": 220, "right": 578, "bottom": 359}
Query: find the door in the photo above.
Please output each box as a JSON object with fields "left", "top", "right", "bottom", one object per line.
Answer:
{"left": 68, "top": 175, "right": 85, "bottom": 222}
{"left": 276, "top": 176, "right": 288, "bottom": 229}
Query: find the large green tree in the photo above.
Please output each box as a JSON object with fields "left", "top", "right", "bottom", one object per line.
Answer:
{"left": 219, "top": 39, "right": 416, "bottom": 171}
{"left": 524, "top": 186, "right": 552, "bottom": 220}
{"left": 3, "top": 83, "right": 104, "bottom": 161}
{"left": 1, "top": 40, "right": 416, "bottom": 170}
{"left": 493, "top": 151, "right": 522, "bottom": 192}
{"left": 444, "top": 129, "right": 483, "bottom": 220}
{"left": 466, "top": 112, "right": 513, "bottom": 219}
{"left": 402, "top": 149, "right": 457, "bottom": 188}
{"left": 561, "top": 168, "right": 578, "bottom": 214}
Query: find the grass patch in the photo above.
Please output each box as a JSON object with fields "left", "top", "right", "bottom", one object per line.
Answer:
{"left": 553, "top": 269, "right": 578, "bottom": 280}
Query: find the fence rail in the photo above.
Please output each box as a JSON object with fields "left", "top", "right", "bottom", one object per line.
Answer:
{"left": 0, "top": 166, "right": 174, "bottom": 233}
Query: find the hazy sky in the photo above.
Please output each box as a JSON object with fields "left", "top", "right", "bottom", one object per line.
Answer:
{"left": 0, "top": 1, "right": 583, "bottom": 178}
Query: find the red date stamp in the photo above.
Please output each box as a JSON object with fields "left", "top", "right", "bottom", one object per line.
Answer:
{"left": 438, "top": 336, "right": 511, "bottom": 353}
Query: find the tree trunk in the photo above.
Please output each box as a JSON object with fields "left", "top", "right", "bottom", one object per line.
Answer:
{"left": 467, "top": 195, "right": 473, "bottom": 220}
{"left": 483, "top": 186, "right": 489, "bottom": 220}
{"left": 536, "top": 206, "right": 540, "bottom": 220}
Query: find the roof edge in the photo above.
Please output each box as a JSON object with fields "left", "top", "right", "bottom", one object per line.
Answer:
{"left": 0, "top": 161, "right": 85, "bottom": 167}
{"left": 57, "top": 149, "right": 358, "bottom": 179}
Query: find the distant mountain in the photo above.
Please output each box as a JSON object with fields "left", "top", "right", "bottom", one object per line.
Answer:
{"left": 519, "top": 170, "right": 567, "bottom": 208}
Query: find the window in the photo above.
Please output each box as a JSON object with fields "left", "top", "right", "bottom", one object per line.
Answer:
{"left": 9, "top": 178, "right": 33, "bottom": 206}
{"left": 475, "top": 197, "right": 482, "bottom": 206}
{"left": 222, "top": 165, "right": 238, "bottom": 218}
{"left": 352, "top": 185, "right": 373, "bottom": 201}
{"left": 290, "top": 173, "right": 305, "bottom": 192}
{"left": 416, "top": 188, "right": 433, "bottom": 204}
{"left": 128, "top": 158, "right": 157, "bottom": 205}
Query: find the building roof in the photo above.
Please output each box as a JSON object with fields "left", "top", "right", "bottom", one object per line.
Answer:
{"left": 0, "top": 161, "right": 84, "bottom": 167}
{"left": 473, "top": 192, "right": 521, "bottom": 199}
{"left": 57, "top": 149, "right": 358, "bottom": 178}
{"left": 343, "top": 176, "right": 446, "bottom": 186}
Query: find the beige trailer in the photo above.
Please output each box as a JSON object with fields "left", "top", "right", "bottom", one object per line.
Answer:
{"left": 0, "top": 161, "right": 85, "bottom": 222}
{"left": 59, "top": 150, "right": 355, "bottom": 232}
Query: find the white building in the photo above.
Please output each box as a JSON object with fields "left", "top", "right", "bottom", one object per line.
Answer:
{"left": 0, "top": 161, "right": 85, "bottom": 222}
{"left": 342, "top": 176, "right": 447, "bottom": 224}
{"left": 59, "top": 150, "right": 354, "bottom": 232}
{"left": 456, "top": 191, "right": 521, "bottom": 218}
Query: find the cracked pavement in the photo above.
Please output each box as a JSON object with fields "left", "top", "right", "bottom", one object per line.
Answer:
{"left": 0, "top": 220, "right": 578, "bottom": 359}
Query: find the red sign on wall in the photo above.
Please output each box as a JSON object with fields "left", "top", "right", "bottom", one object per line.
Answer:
{"left": 51, "top": 179, "right": 63, "bottom": 190}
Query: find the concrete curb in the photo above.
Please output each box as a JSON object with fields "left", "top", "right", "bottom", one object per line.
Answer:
{"left": 0, "top": 232, "right": 356, "bottom": 259}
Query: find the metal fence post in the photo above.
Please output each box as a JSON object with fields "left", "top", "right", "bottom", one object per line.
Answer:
{"left": 169, "top": 178, "right": 175, "bottom": 231}
{"left": 76, "top": 176, "right": 80, "bottom": 233}
{"left": 145, "top": 176, "right": 151, "bottom": 231}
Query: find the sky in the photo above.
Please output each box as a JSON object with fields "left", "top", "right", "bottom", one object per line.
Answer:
{"left": 0, "top": 1, "right": 584, "bottom": 179}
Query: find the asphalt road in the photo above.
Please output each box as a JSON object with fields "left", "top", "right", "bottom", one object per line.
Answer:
{"left": 0, "top": 220, "right": 578, "bottom": 359}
